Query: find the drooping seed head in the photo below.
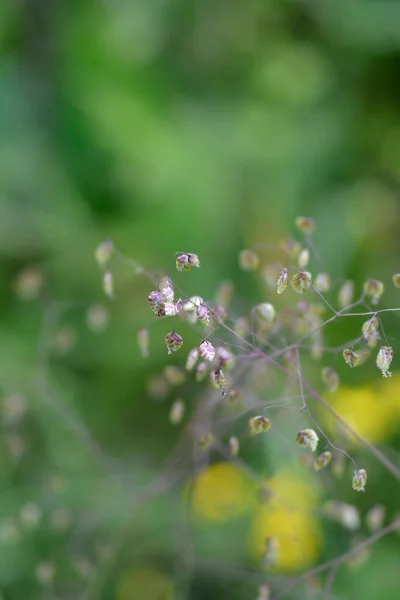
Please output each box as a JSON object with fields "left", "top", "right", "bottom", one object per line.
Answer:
{"left": 314, "top": 451, "right": 332, "bottom": 471}
{"left": 187, "top": 253, "right": 200, "bottom": 267}
{"left": 210, "top": 367, "right": 226, "bottom": 390}
{"left": 296, "top": 429, "right": 319, "bottom": 452}
{"left": 352, "top": 468, "right": 367, "bottom": 492}
{"left": 148, "top": 290, "right": 165, "bottom": 313}
{"left": 255, "top": 303, "right": 276, "bottom": 323}
{"left": 376, "top": 346, "right": 393, "bottom": 377}
{"left": 361, "top": 316, "right": 380, "bottom": 348}
{"left": 363, "top": 278, "right": 384, "bottom": 304}
{"left": 361, "top": 315, "right": 379, "bottom": 334}
{"left": 277, "top": 268, "right": 289, "bottom": 295}
{"left": 290, "top": 271, "right": 312, "bottom": 294}
{"left": 343, "top": 349, "right": 360, "bottom": 368}
{"left": 196, "top": 304, "right": 210, "bottom": 325}
{"left": 164, "top": 331, "right": 183, "bottom": 353}
{"left": 176, "top": 253, "right": 200, "bottom": 271}
{"left": 249, "top": 415, "right": 271, "bottom": 435}
{"left": 295, "top": 216, "right": 316, "bottom": 235}
{"left": 392, "top": 274, "right": 400, "bottom": 288}
{"left": 181, "top": 296, "right": 201, "bottom": 323}
{"left": 182, "top": 296, "right": 203, "bottom": 312}
{"left": 158, "top": 279, "right": 175, "bottom": 302}
{"left": 161, "top": 301, "right": 182, "bottom": 317}
{"left": 199, "top": 340, "right": 215, "bottom": 361}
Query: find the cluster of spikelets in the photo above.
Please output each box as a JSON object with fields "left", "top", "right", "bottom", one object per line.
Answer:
{"left": 343, "top": 344, "right": 393, "bottom": 378}
{"left": 147, "top": 253, "right": 238, "bottom": 400}
{"left": 147, "top": 255, "right": 219, "bottom": 360}
{"left": 249, "top": 420, "right": 366, "bottom": 492}
{"left": 95, "top": 216, "right": 400, "bottom": 496}
{"left": 238, "top": 218, "right": 397, "bottom": 379}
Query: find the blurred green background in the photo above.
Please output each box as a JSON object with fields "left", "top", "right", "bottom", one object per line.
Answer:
{"left": 1, "top": 0, "right": 400, "bottom": 598}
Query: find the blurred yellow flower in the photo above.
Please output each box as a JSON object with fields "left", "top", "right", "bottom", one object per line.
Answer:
{"left": 327, "top": 375, "right": 400, "bottom": 443}
{"left": 190, "top": 462, "right": 255, "bottom": 522}
{"left": 250, "top": 469, "right": 321, "bottom": 572}
{"left": 116, "top": 566, "right": 174, "bottom": 600}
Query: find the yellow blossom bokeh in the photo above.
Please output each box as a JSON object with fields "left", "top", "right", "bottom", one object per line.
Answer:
{"left": 250, "top": 469, "right": 321, "bottom": 572}
{"left": 327, "top": 375, "right": 400, "bottom": 443}
{"left": 189, "top": 462, "right": 321, "bottom": 572}
{"left": 190, "top": 462, "right": 255, "bottom": 522}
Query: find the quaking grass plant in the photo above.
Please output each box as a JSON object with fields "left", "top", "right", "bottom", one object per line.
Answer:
{"left": 94, "top": 216, "right": 400, "bottom": 597}
{"left": 4, "top": 217, "right": 400, "bottom": 599}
